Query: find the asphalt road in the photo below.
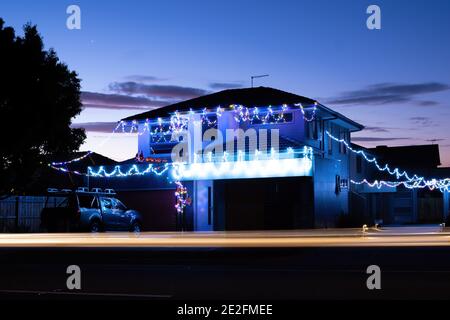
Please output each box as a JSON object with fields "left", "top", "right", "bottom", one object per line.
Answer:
{"left": 1, "top": 227, "right": 450, "bottom": 300}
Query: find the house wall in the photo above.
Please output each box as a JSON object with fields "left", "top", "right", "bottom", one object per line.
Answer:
{"left": 313, "top": 157, "right": 348, "bottom": 227}
{"left": 444, "top": 191, "right": 450, "bottom": 220}
{"left": 193, "top": 180, "right": 214, "bottom": 231}
{"left": 238, "top": 109, "right": 306, "bottom": 143}
{"left": 312, "top": 122, "right": 352, "bottom": 227}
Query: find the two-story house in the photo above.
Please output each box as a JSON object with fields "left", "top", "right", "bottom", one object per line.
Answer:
{"left": 89, "top": 87, "right": 364, "bottom": 230}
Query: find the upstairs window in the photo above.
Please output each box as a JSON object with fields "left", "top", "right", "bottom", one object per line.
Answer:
{"left": 306, "top": 120, "right": 319, "bottom": 140}
{"left": 356, "top": 155, "right": 362, "bottom": 173}
{"left": 339, "top": 131, "right": 347, "bottom": 154}
{"left": 327, "top": 125, "right": 333, "bottom": 155}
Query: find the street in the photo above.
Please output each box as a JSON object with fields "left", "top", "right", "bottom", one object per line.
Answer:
{"left": 0, "top": 227, "right": 450, "bottom": 299}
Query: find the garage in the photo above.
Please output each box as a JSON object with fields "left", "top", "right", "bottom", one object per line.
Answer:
{"left": 213, "top": 177, "right": 314, "bottom": 230}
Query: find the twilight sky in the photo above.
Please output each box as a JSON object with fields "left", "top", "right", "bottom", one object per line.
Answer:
{"left": 1, "top": 0, "right": 450, "bottom": 165}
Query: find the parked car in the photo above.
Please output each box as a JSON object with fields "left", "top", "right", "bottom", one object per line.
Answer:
{"left": 41, "top": 188, "right": 142, "bottom": 232}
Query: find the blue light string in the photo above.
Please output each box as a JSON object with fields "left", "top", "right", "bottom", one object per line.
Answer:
{"left": 325, "top": 130, "right": 450, "bottom": 192}
{"left": 51, "top": 103, "right": 318, "bottom": 167}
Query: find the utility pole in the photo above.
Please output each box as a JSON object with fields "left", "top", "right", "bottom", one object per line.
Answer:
{"left": 251, "top": 74, "right": 269, "bottom": 88}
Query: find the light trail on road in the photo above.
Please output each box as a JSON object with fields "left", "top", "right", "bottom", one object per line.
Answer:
{"left": 0, "top": 227, "right": 449, "bottom": 248}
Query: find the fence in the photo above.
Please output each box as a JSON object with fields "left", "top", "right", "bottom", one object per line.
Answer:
{"left": 0, "top": 196, "right": 47, "bottom": 232}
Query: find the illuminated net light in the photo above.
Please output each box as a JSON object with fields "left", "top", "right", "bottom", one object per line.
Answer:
{"left": 87, "top": 163, "right": 170, "bottom": 178}
{"left": 171, "top": 146, "right": 313, "bottom": 181}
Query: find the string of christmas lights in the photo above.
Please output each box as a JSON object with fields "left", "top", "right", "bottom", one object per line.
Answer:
{"left": 122, "top": 103, "right": 319, "bottom": 143}
{"left": 87, "top": 163, "right": 170, "bottom": 178}
{"left": 51, "top": 122, "right": 124, "bottom": 167}
{"left": 325, "top": 130, "right": 450, "bottom": 192}
{"left": 296, "top": 102, "right": 317, "bottom": 122}
{"left": 325, "top": 130, "right": 422, "bottom": 182}
{"left": 51, "top": 102, "right": 319, "bottom": 166}
{"left": 174, "top": 181, "right": 191, "bottom": 214}
{"left": 351, "top": 178, "right": 450, "bottom": 192}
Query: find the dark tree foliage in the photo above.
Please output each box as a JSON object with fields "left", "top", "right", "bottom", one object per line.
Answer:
{"left": 0, "top": 19, "right": 86, "bottom": 194}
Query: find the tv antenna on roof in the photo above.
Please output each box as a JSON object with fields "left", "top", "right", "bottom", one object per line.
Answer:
{"left": 251, "top": 74, "right": 269, "bottom": 88}
{"left": 426, "top": 139, "right": 440, "bottom": 145}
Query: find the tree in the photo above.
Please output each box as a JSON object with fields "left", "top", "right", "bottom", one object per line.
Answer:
{"left": 0, "top": 18, "right": 86, "bottom": 194}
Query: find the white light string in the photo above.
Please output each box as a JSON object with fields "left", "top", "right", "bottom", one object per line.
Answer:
{"left": 325, "top": 130, "right": 450, "bottom": 192}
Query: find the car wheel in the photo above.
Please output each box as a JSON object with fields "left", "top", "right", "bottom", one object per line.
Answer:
{"left": 131, "top": 221, "right": 141, "bottom": 233}
{"left": 90, "top": 220, "right": 101, "bottom": 233}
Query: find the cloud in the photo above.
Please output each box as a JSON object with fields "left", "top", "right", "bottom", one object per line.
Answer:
{"left": 71, "top": 122, "right": 118, "bottom": 133}
{"left": 109, "top": 82, "right": 210, "bottom": 99}
{"left": 81, "top": 91, "right": 169, "bottom": 110}
{"left": 410, "top": 116, "right": 433, "bottom": 126}
{"left": 416, "top": 100, "right": 440, "bottom": 106}
{"left": 209, "top": 82, "right": 244, "bottom": 90}
{"left": 82, "top": 78, "right": 210, "bottom": 111}
{"left": 363, "top": 126, "right": 390, "bottom": 133}
{"left": 351, "top": 137, "right": 411, "bottom": 142}
{"left": 326, "top": 82, "right": 449, "bottom": 106}
{"left": 124, "top": 75, "right": 167, "bottom": 82}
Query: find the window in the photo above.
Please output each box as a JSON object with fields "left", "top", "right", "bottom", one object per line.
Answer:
{"left": 305, "top": 120, "right": 319, "bottom": 140}
{"left": 202, "top": 114, "right": 217, "bottom": 133}
{"left": 112, "top": 198, "right": 127, "bottom": 210}
{"left": 252, "top": 112, "right": 293, "bottom": 125}
{"left": 335, "top": 175, "right": 341, "bottom": 194}
{"left": 311, "top": 121, "right": 318, "bottom": 140}
{"left": 100, "top": 197, "right": 113, "bottom": 210}
{"left": 340, "top": 179, "right": 349, "bottom": 189}
{"left": 327, "top": 126, "right": 333, "bottom": 155}
{"left": 151, "top": 123, "right": 174, "bottom": 143}
{"left": 339, "top": 131, "right": 347, "bottom": 154}
{"left": 356, "top": 155, "right": 362, "bottom": 173}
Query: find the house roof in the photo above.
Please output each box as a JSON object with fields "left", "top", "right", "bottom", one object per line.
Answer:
{"left": 369, "top": 144, "right": 441, "bottom": 169}
{"left": 122, "top": 87, "right": 316, "bottom": 121}
{"left": 122, "top": 86, "right": 363, "bottom": 131}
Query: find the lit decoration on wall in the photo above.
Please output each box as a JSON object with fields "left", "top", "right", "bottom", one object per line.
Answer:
{"left": 171, "top": 146, "right": 313, "bottom": 181}
{"left": 53, "top": 145, "right": 313, "bottom": 181}
{"left": 121, "top": 103, "right": 319, "bottom": 141}
{"left": 325, "top": 130, "right": 450, "bottom": 192}
{"left": 87, "top": 163, "right": 170, "bottom": 178}
{"left": 351, "top": 179, "right": 450, "bottom": 192}
{"left": 296, "top": 102, "right": 317, "bottom": 122}
{"left": 174, "top": 181, "right": 191, "bottom": 214}
{"left": 51, "top": 102, "right": 318, "bottom": 168}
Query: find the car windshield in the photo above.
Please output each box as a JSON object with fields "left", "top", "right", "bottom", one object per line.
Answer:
{"left": 100, "top": 197, "right": 113, "bottom": 210}
{"left": 113, "top": 198, "right": 127, "bottom": 210}
{"left": 100, "top": 197, "right": 127, "bottom": 211}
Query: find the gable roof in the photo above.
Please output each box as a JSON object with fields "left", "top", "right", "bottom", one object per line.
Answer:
{"left": 122, "top": 87, "right": 316, "bottom": 121}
